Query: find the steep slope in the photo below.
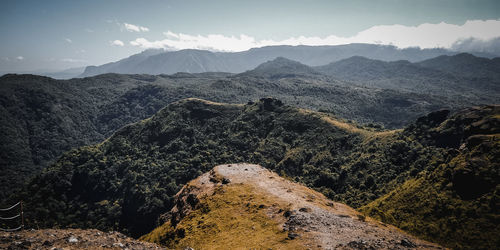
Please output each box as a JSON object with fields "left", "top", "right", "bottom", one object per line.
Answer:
{"left": 19, "top": 98, "right": 444, "bottom": 237}
{"left": 80, "top": 44, "right": 459, "bottom": 77}
{"left": 361, "top": 105, "right": 500, "bottom": 249}
{"left": 142, "top": 164, "right": 442, "bottom": 249}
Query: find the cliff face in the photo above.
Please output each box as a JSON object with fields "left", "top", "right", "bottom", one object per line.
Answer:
{"left": 142, "top": 163, "right": 442, "bottom": 249}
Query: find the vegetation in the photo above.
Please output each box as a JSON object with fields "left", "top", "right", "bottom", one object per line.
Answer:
{"left": 314, "top": 54, "right": 500, "bottom": 102}
{"left": 141, "top": 183, "right": 304, "bottom": 249}
{"left": 1, "top": 53, "right": 498, "bottom": 248}
{"left": 1, "top": 57, "right": 474, "bottom": 201}
{"left": 361, "top": 106, "right": 500, "bottom": 249}
{"left": 16, "top": 98, "right": 443, "bottom": 237}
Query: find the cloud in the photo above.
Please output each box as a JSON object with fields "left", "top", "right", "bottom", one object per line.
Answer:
{"left": 110, "top": 40, "right": 125, "bottom": 46}
{"left": 130, "top": 19, "right": 500, "bottom": 52}
{"left": 16, "top": 56, "right": 24, "bottom": 60}
{"left": 124, "top": 23, "right": 149, "bottom": 32}
{"left": 65, "top": 38, "right": 72, "bottom": 43}
{"left": 85, "top": 28, "right": 94, "bottom": 33}
{"left": 61, "top": 58, "right": 87, "bottom": 63}
{"left": 451, "top": 37, "right": 500, "bottom": 54}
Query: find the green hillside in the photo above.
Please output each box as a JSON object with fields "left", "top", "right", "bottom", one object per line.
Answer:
{"left": 13, "top": 99, "right": 499, "bottom": 248}
{"left": 361, "top": 105, "right": 500, "bottom": 249}
{"left": 18, "top": 98, "right": 444, "bottom": 237}
{"left": 0, "top": 68, "right": 460, "bottom": 201}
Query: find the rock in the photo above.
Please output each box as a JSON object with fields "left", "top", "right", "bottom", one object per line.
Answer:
{"left": 347, "top": 240, "right": 375, "bottom": 250}
{"left": 113, "top": 242, "right": 125, "bottom": 248}
{"left": 299, "top": 207, "right": 311, "bottom": 212}
{"left": 283, "top": 210, "right": 294, "bottom": 217}
{"left": 42, "top": 240, "right": 52, "bottom": 246}
{"left": 67, "top": 236, "right": 78, "bottom": 243}
{"left": 401, "top": 238, "right": 416, "bottom": 248}
{"left": 287, "top": 232, "right": 299, "bottom": 240}
{"left": 221, "top": 178, "right": 231, "bottom": 184}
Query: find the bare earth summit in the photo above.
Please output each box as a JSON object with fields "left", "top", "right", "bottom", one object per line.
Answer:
{"left": 173, "top": 163, "right": 445, "bottom": 249}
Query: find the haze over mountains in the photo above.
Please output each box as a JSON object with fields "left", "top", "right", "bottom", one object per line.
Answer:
{"left": 79, "top": 44, "right": 499, "bottom": 77}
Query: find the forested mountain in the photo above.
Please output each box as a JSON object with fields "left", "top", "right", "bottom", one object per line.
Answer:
{"left": 362, "top": 105, "right": 500, "bottom": 249}
{"left": 237, "top": 57, "right": 322, "bottom": 79}
{"left": 2, "top": 54, "right": 499, "bottom": 201}
{"left": 314, "top": 54, "right": 500, "bottom": 100}
{"left": 417, "top": 53, "right": 500, "bottom": 80}
{"left": 80, "top": 44, "right": 462, "bottom": 77}
{"left": 15, "top": 98, "right": 499, "bottom": 249}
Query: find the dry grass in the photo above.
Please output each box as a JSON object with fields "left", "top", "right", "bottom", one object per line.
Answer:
{"left": 141, "top": 184, "right": 305, "bottom": 250}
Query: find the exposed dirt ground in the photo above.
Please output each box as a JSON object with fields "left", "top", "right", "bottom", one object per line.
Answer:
{"left": 211, "top": 163, "right": 444, "bottom": 249}
{"left": 0, "top": 228, "right": 164, "bottom": 250}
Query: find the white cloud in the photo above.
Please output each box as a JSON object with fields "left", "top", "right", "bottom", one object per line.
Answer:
{"left": 451, "top": 37, "right": 500, "bottom": 54}
{"left": 65, "top": 38, "right": 72, "bottom": 43}
{"left": 61, "top": 58, "right": 87, "bottom": 63}
{"left": 130, "top": 19, "right": 500, "bottom": 52}
{"left": 124, "top": 23, "right": 149, "bottom": 32}
{"left": 85, "top": 28, "right": 94, "bottom": 33}
{"left": 110, "top": 40, "right": 125, "bottom": 46}
{"left": 16, "top": 56, "right": 24, "bottom": 60}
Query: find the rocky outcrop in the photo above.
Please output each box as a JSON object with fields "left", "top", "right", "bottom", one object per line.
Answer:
{"left": 405, "top": 105, "right": 500, "bottom": 148}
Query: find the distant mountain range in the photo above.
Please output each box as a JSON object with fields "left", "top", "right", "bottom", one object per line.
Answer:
{"left": 314, "top": 53, "right": 500, "bottom": 97}
{"left": 80, "top": 44, "right": 497, "bottom": 77}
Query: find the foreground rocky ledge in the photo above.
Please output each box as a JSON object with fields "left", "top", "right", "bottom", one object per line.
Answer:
{"left": 0, "top": 228, "right": 164, "bottom": 250}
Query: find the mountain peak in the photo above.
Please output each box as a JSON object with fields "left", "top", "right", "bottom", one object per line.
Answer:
{"left": 238, "top": 57, "right": 321, "bottom": 79}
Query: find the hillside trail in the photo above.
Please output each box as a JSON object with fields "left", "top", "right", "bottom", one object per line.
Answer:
{"left": 212, "top": 163, "right": 443, "bottom": 249}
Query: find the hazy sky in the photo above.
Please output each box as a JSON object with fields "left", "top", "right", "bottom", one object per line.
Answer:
{"left": 1, "top": 0, "right": 500, "bottom": 72}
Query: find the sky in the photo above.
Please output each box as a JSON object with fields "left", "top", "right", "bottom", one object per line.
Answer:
{"left": 1, "top": 0, "right": 500, "bottom": 72}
